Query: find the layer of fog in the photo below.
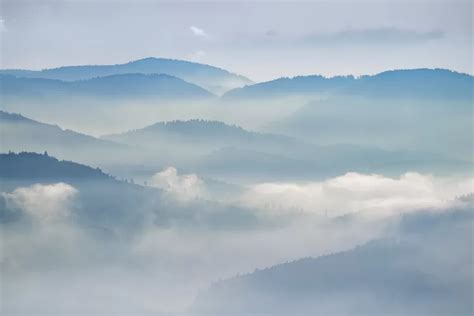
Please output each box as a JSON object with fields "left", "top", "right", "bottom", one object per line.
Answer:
{"left": 0, "top": 97, "right": 306, "bottom": 137}
{"left": 1, "top": 170, "right": 472, "bottom": 314}
{"left": 266, "top": 96, "right": 473, "bottom": 161}
{"left": 194, "top": 204, "right": 473, "bottom": 315}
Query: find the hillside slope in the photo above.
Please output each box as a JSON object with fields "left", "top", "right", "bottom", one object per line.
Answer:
{"left": 194, "top": 203, "right": 474, "bottom": 315}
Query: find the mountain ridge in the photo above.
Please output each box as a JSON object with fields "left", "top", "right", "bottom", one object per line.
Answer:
{"left": 0, "top": 57, "right": 253, "bottom": 95}
{"left": 223, "top": 68, "right": 473, "bottom": 99}
{"left": 0, "top": 73, "right": 214, "bottom": 99}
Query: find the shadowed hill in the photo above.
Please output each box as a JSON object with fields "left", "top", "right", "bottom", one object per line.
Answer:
{"left": 224, "top": 68, "right": 473, "bottom": 100}
{"left": 193, "top": 203, "right": 474, "bottom": 315}
{"left": 0, "top": 151, "right": 260, "bottom": 231}
{"left": 0, "top": 152, "right": 110, "bottom": 180}
{"left": 0, "top": 151, "right": 154, "bottom": 230}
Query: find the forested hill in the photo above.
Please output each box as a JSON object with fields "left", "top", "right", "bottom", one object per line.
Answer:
{"left": 0, "top": 152, "right": 111, "bottom": 180}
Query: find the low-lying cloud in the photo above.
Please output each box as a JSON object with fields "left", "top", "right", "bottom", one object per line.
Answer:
{"left": 2, "top": 182, "right": 78, "bottom": 222}
{"left": 150, "top": 167, "right": 207, "bottom": 201}
{"left": 1, "top": 172, "right": 472, "bottom": 314}
{"left": 241, "top": 172, "right": 474, "bottom": 218}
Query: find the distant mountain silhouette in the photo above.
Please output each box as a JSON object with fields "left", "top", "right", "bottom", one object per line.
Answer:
{"left": 102, "top": 119, "right": 306, "bottom": 173}
{"left": 194, "top": 204, "right": 474, "bottom": 315}
{"left": 104, "top": 119, "right": 469, "bottom": 180}
{"left": 0, "top": 57, "right": 252, "bottom": 95}
{"left": 224, "top": 74, "right": 353, "bottom": 98}
{"left": 192, "top": 145, "right": 471, "bottom": 181}
{"left": 344, "top": 69, "right": 473, "bottom": 99}
{"left": 266, "top": 92, "right": 473, "bottom": 161}
{"left": 103, "top": 119, "right": 292, "bottom": 146}
{"left": 0, "top": 73, "right": 213, "bottom": 99}
{"left": 224, "top": 68, "right": 473, "bottom": 100}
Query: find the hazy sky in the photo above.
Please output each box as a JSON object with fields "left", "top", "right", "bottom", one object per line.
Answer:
{"left": 0, "top": 0, "right": 472, "bottom": 81}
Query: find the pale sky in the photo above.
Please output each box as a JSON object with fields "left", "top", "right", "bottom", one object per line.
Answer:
{"left": 0, "top": 0, "right": 472, "bottom": 82}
